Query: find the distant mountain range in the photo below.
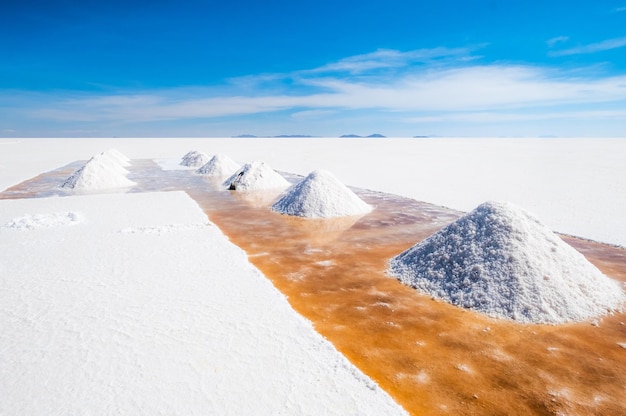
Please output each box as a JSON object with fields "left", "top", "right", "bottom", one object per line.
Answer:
{"left": 233, "top": 133, "right": 394, "bottom": 138}
{"left": 340, "top": 134, "right": 386, "bottom": 138}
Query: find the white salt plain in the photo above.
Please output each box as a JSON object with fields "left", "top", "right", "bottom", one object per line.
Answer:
{"left": 1, "top": 137, "right": 623, "bottom": 246}
{"left": 1, "top": 137, "right": 625, "bottom": 414}
{"left": 0, "top": 191, "right": 405, "bottom": 415}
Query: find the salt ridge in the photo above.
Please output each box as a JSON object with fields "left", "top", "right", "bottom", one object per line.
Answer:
{"left": 2, "top": 212, "right": 84, "bottom": 230}
{"left": 272, "top": 170, "right": 372, "bottom": 218}
{"left": 389, "top": 201, "right": 625, "bottom": 324}
{"left": 197, "top": 154, "right": 240, "bottom": 177}
{"left": 223, "top": 161, "right": 290, "bottom": 191}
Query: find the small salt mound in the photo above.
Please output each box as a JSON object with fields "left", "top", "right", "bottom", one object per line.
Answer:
{"left": 180, "top": 150, "right": 210, "bottom": 167}
{"left": 61, "top": 156, "right": 136, "bottom": 191}
{"left": 91, "top": 152, "right": 129, "bottom": 175}
{"left": 223, "top": 161, "right": 290, "bottom": 191}
{"left": 389, "top": 201, "right": 625, "bottom": 324}
{"left": 271, "top": 170, "right": 372, "bottom": 218}
{"left": 181, "top": 150, "right": 198, "bottom": 159}
{"left": 196, "top": 154, "right": 240, "bottom": 177}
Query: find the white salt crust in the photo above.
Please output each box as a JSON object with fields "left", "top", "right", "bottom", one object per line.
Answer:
{"left": 2, "top": 212, "right": 84, "bottom": 230}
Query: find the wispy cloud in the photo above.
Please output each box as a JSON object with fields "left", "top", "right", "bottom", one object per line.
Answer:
{"left": 549, "top": 36, "right": 626, "bottom": 56}
{"left": 225, "top": 46, "right": 484, "bottom": 90}
{"left": 301, "top": 46, "right": 482, "bottom": 75}
{"left": 290, "top": 109, "right": 336, "bottom": 120}
{"left": 615, "top": 6, "right": 626, "bottom": 12}
{"left": 547, "top": 36, "right": 569, "bottom": 47}
{"left": 24, "top": 64, "right": 626, "bottom": 121}
{"left": 3, "top": 46, "right": 626, "bottom": 136}
{"left": 406, "top": 109, "right": 626, "bottom": 124}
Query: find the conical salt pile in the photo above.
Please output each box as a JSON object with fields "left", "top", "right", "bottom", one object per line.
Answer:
{"left": 223, "top": 161, "right": 290, "bottom": 191}
{"left": 90, "top": 152, "right": 129, "bottom": 175}
{"left": 102, "top": 149, "right": 131, "bottom": 167}
{"left": 180, "top": 150, "right": 210, "bottom": 167}
{"left": 61, "top": 154, "right": 135, "bottom": 191}
{"left": 181, "top": 150, "right": 199, "bottom": 159}
{"left": 196, "top": 154, "right": 240, "bottom": 177}
{"left": 271, "top": 170, "right": 372, "bottom": 218}
{"left": 389, "top": 201, "right": 624, "bottom": 324}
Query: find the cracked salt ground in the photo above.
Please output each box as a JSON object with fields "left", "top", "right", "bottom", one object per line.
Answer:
{"left": 3, "top": 158, "right": 626, "bottom": 415}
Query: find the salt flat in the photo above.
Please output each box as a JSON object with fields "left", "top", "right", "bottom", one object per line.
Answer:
{"left": 0, "top": 191, "right": 405, "bottom": 415}
{"left": 1, "top": 138, "right": 624, "bottom": 415}
{"left": 2, "top": 137, "right": 624, "bottom": 246}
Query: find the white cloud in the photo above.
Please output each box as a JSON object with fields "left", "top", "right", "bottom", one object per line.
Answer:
{"left": 549, "top": 36, "right": 626, "bottom": 56}
{"left": 303, "top": 46, "right": 481, "bottom": 74}
{"left": 290, "top": 109, "right": 336, "bottom": 120}
{"left": 3, "top": 47, "right": 626, "bottom": 137}
{"left": 615, "top": 6, "right": 626, "bottom": 12}
{"left": 18, "top": 64, "right": 626, "bottom": 123}
{"left": 406, "top": 109, "right": 626, "bottom": 124}
{"left": 547, "top": 36, "right": 569, "bottom": 47}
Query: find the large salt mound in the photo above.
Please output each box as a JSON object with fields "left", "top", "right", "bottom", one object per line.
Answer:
{"left": 61, "top": 156, "right": 135, "bottom": 191}
{"left": 271, "top": 170, "right": 372, "bottom": 218}
{"left": 180, "top": 150, "right": 210, "bottom": 167}
{"left": 223, "top": 161, "right": 290, "bottom": 191}
{"left": 196, "top": 154, "right": 240, "bottom": 177}
{"left": 389, "top": 201, "right": 625, "bottom": 324}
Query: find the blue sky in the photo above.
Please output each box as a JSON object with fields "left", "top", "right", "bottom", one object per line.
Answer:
{"left": 1, "top": 0, "right": 626, "bottom": 137}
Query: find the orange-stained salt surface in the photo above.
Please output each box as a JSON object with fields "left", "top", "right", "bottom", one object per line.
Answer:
{"left": 0, "top": 161, "right": 85, "bottom": 200}
{"left": 3, "top": 160, "right": 626, "bottom": 416}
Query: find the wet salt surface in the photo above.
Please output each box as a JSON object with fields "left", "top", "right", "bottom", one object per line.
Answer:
{"left": 3, "top": 160, "right": 626, "bottom": 416}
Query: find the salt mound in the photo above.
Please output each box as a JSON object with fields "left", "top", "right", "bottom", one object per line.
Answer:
{"left": 389, "top": 201, "right": 625, "bottom": 324}
{"left": 196, "top": 154, "right": 240, "bottom": 177}
{"left": 180, "top": 150, "right": 210, "bottom": 167}
{"left": 223, "top": 161, "right": 290, "bottom": 191}
{"left": 91, "top": 152, "right": 129, "bottom": 175}
{"left": 102, "top": 149, "right": 131, "bottom": 167}
{"left": 271, "top": 170, "right": 372, "bottom": 218}
{"left": 61, "top": 156, "right": 136, "bottom": 191}
{"left": 181, "top": 150, "right": 199, "bottom": 160}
